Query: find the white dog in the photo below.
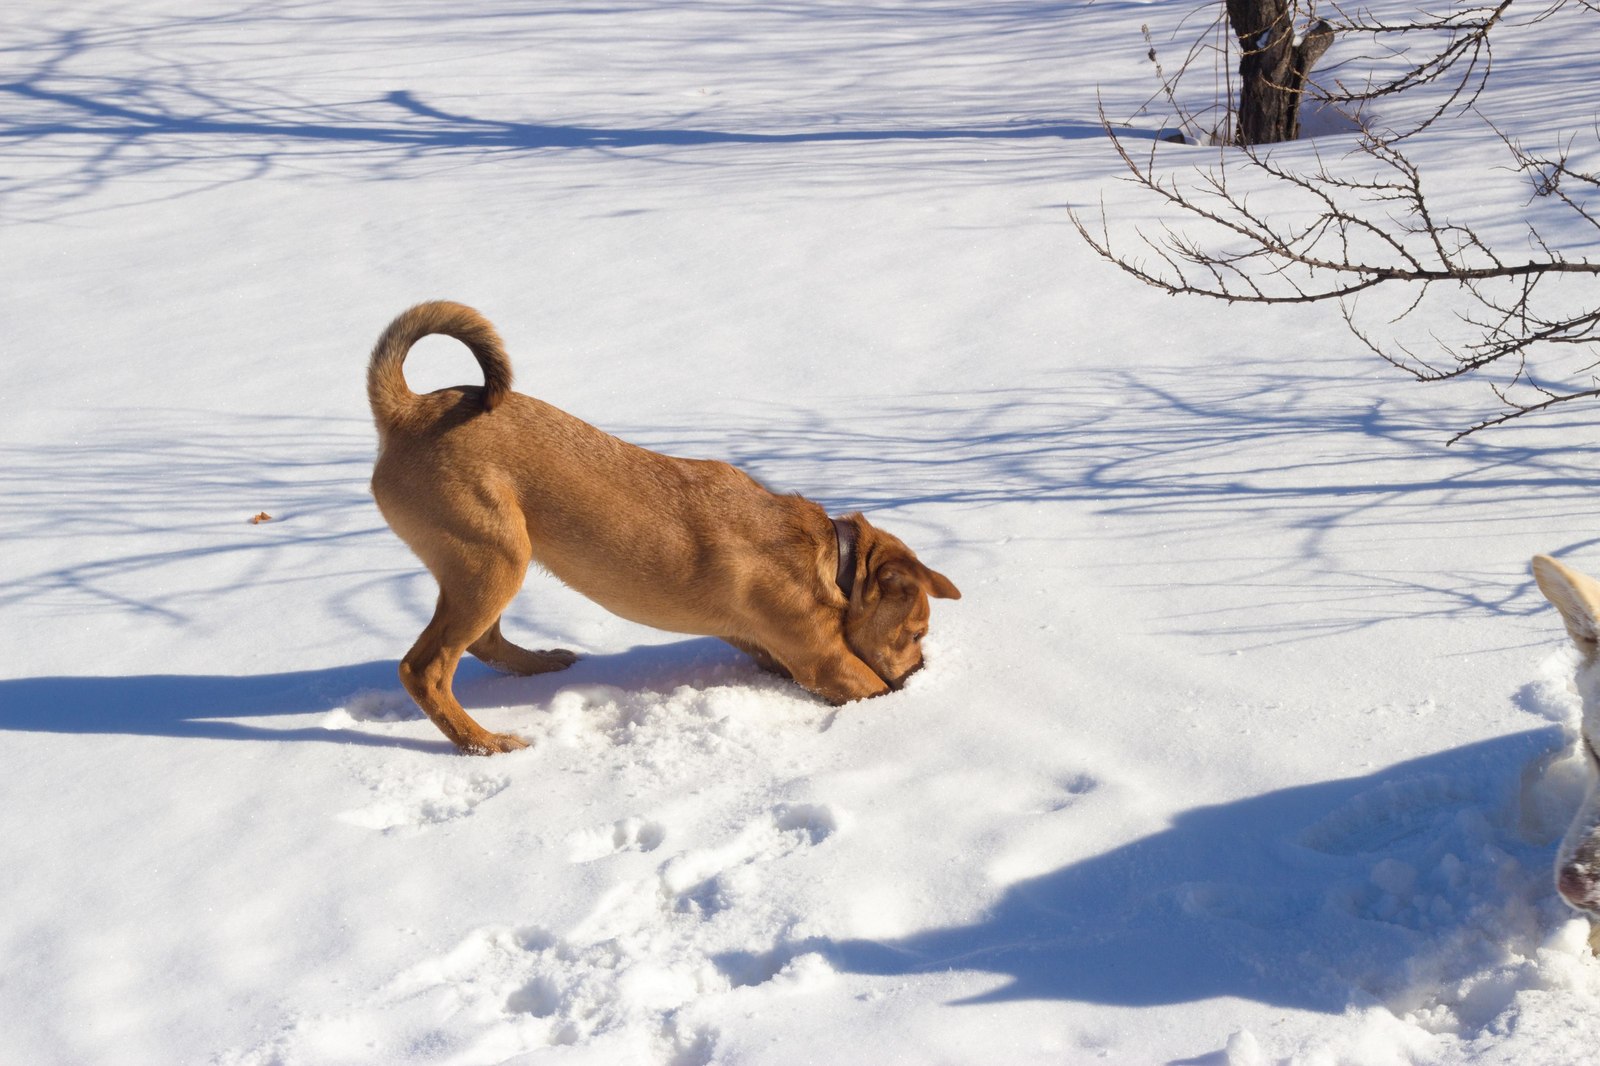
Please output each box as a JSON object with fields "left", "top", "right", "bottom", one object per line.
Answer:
{"left": 1532, "top": 554, "right": 1600, "bottom": 912}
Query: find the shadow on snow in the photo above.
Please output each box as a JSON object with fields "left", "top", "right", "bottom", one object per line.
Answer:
{"left": 5, "top": 368, "right": 1599, "bottom": 635}
{"left": 0, "top": 8, "right": 1144, "bottom": 214}
{"left": 722, "top": 727, "right": 1567, "bottom": 1014}
{"left": 0, "top": 636, "right": 750, "bottom": 750}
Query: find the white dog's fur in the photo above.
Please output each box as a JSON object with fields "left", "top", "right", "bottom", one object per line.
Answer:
{"left": 1532, "top": 554, "right": 1600, "bottom": 912}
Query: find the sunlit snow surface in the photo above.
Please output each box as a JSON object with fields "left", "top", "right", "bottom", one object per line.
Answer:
{"left": 4, "top": 2, "right": 1600, "bottom": 1063}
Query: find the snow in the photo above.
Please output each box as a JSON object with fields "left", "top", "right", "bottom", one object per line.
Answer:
{"left": 4, "top": 1, "right": 1600, "bottom": 1063}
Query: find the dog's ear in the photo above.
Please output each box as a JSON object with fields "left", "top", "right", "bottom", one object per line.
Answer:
{"left": 875, "top": 558, "right": 961, "bottom": 601}
{"left": 915, "top": 563, "right": 960, "bottom": 598}
{"left": 922, "top": 565, "right": 960, "bottom": 600}
{"left": 1534, "top": 554, "right": 1600, "bottom": 653}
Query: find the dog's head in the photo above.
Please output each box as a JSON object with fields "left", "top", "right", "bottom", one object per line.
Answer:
{"left": 840, "top": 516, "right": 961, "bottom": 690}
{"left": 1533, "top": 553, "right": 1600, "bottom": 913}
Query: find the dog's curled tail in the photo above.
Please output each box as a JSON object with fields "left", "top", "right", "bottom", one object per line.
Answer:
{"left": 367, "top": 300, "right": 513, "bottom": 428}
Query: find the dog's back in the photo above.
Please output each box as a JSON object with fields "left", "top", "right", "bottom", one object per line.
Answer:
{"left": 366, "top": 303, "right": 825, "bottom": 635}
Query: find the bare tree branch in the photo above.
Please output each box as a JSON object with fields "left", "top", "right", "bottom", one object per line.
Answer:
{"left": 1075, "top": 91, "right": 1600, "bottom": 438}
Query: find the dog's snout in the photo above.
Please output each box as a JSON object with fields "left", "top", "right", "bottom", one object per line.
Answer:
{"left": 886, "top": 655, "right": 925, "bottom": 691}
{"left": 1558, "top": 864, "right": 1600, "bottom": 911}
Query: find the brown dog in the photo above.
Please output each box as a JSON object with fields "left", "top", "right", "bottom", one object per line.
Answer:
{"left": 367, "top": 301, "right": 961, "bottom": 754}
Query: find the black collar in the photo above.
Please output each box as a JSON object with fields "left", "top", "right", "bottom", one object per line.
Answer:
{"left": 831, "top": 516, "right": 858, "bottom": 598}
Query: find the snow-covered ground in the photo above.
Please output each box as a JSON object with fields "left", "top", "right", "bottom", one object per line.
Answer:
{"left": 5, "top": 1, "right": 1600, "bottom": 1062}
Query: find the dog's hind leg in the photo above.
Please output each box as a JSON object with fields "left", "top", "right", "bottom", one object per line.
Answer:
{"left": 399, "top": 544, "right": 539, "bottom": 755}
{"left": 469, "top": 618, "right": 578, "bottom": 676}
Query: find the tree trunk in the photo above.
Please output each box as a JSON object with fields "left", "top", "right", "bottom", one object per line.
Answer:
{"left": 1224, "top": 0, "right": 1334, "bottom": 144}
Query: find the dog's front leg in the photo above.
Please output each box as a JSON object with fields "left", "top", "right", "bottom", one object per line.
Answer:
{"left": 778, "top": 641, "right": 890, "bottom": 706}
{"left": 724, "top": 637, "right": 793, "bottom": 679}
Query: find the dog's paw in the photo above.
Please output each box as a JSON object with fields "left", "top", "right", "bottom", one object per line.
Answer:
{"left": 460, "top": 731, "right": 530, "bottom": 756}
{"left": 469, "top": 637, "right": 579, "bottom": 676}
{"left": 505, "top": 647, "right": 578, "bottom": 676}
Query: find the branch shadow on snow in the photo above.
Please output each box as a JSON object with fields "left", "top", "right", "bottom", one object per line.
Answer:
{"left": 4, "top": 80, "right": 1108, "bottom": 151}
{"left": 622, "top": 364, "right": 1600, "bottom": 641}
{"left": 724, "top": 727, "right": 1569, "bottom": 1017}
{"left": 7, "top": 357, "right": 1599, "bottom": 680}
{"left": 0, "top": 8, "right": 1133, "bottom": 215}
{"left": 0, "top": 410, "right": 389, "bottom": 626}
